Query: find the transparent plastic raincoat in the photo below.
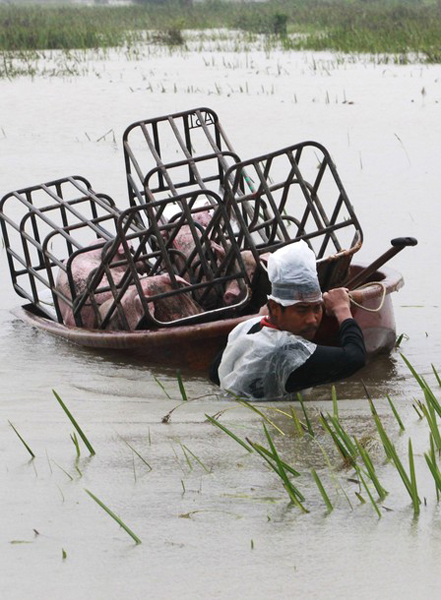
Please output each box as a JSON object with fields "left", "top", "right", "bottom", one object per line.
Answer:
{"left": 218, "top": 317, "right": 316, "bottom": 400}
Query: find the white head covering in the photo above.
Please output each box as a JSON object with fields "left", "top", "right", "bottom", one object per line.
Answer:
{"left": 267, "top": 241, "right": 322, "bottom": 307}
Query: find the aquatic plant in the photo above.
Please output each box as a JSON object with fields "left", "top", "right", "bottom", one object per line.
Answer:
{"left": 311, "top": 468, "right": 333, "bottom": 511}
{"left": 8, "top": 420, "right": 35, "bottom": 458}
{"left": 85, "top": 489, "right": 142, "bottom": 545}
{"left": 53, "top": 389, "right": 96, "bottom": 456}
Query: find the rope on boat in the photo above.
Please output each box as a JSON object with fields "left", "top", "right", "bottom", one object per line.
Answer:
{"left": 349, "top": 281, "right": 387, "bottom": 313}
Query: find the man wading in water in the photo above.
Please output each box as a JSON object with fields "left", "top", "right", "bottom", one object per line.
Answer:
{"left": 210, "top": 241, "right": 366, "bottom": 400}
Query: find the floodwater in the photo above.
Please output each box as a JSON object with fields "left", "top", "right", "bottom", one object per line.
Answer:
{"left": 1, "top": 36, "right": 441, "bottom": 599}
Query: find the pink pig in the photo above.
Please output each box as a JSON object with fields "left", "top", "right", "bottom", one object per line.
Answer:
{"left": 99, "top": 273, "right": 203, "bottom": 330}
{"left": 223, "top": 251, "right": 271, "bottom": 306}
{"left": 55, "top": 241, "right": 144, "bottom": 328}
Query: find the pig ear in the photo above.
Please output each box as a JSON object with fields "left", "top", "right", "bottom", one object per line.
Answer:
{"left": 116, "top": 243, "right": 126, "bottom": 256}
{"left": 173, "top": 274, "right": 191, "bottom": 287}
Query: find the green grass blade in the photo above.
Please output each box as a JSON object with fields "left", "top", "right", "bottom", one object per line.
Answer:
{"left": 154, "top": 376, "right": 171, "bottom": 399}
{"left": 327, "top": 413, "right": 358, "bottom": 459}
{"left": 408, "top": 438, "right": 420, "bottom": 515}
{"left": 314, "top": 439, "right": 353, "bottom": 509}
{"left": 386, "top": 394, "right": 405, "bottom": 431}
{"left": 8, "top": 420, "right": 35, "bottom": 458}
{"left": 249, "top": 441, "right": 301, "bottom": 478}
{"left": 70, "top": 432, "right": 81, "bottom": 458}
{"left": 400, "top": 354, "right": 426, "bottom": 390}
{"left": 236, "top": 399, "right": 285, "bottom": 435}
{"left": 424, "top": 384, "right": 441, "bottom": 420}
{"left": 179, "top": 444, "right": 193, "bottom": 470}
{"left": 355, "top": 491, "right": 366, "bottom": 504}
{"left": 332, "top": 385, "right": 338, "bottom": 420}
{"left": 354, "top": 437, "right": 388, "bottom": 500}
{"left": 205, "top": 414, "right": 253, "bottom": 453}
{"left": 355, "top": 467, "right": 382, "bottom": 518}
{"left": 261, "top": 424, "right": 307, "bottom": 508}
{"left": 311, "top": 468, "right": 333, "bottom": 511}
{"left": 121, "top": 437, "right": 152, "bottom": 471}
{"left": 424, "top": 451, "right": 441, "bottom": 501}
{"left": 85, "top": 489, "right": 142, "bottom": 544}
{"left": 296, "top": 393, "right": 314, "bottom": 437}
{"left": 289, "top": 406, "right": 304, "bottom": 437}
{"left": 420, "top": 399, "right": 441, "bottom": 450}
{"left": 176, "top": 370, "right": 188, "bottom": 402}
{"left": 412, "top": 402, "right": 424, "bottom": 419}
{"left": 52, "top": 390, "right": 95, "bottom": 456}
{"left": 182, "top": 445, "right": 211, "bottom": 473}
{"left": 246, "top": 439, "right": 306, "bottom": 504}
{"left": 432, "top": 364, "right": 441, "bottom": 387}
{"left": 369, "top": 400, "right": 414, "bottom": 497}
{"left": 429, "top": 432, "right": 439, "bottom": 504}
{"left": 52, "top": 460, "right": 74, "bottom": 481}
{"left": 319, "top": 413, "right": 354, "bottom": 464}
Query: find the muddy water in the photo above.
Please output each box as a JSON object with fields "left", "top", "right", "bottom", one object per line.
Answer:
{"left": 1, "top": 41, "right": 441, "bottom": 599}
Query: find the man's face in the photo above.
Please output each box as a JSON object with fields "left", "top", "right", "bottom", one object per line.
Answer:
{"left": 274, "top": 301, "right": 323, "bottom": 340}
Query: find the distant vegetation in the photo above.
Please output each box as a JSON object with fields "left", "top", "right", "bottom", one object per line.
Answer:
{"left": 1, "top": 0, "right": 441, "bottom": 62}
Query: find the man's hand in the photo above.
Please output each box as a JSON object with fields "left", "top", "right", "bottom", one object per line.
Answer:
{"left": 322, "top": 287, "right": 352, "bottom": 324}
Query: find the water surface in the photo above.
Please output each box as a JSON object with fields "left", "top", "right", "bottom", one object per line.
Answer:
{"left": 1, "top": 42, "right": 441, "bottom": 599}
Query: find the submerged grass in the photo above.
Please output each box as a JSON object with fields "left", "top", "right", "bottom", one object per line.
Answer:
{"left": 205, "top": 362, "right": 441, "bottom": 516}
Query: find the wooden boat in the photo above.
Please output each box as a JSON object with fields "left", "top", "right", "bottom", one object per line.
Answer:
{"left": 0, "top": 108, "right": 414, "bottom": 373}
{"left": 11, "top": 262, "right": 403, "bottom": 371}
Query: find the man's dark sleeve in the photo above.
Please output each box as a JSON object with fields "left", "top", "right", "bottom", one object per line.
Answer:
{"left": 285, "top": 318, "right": 366, "bottom": 393}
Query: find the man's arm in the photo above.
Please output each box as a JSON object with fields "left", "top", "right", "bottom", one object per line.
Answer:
{"left": 285, "top": 318, "right": 366, "bottom": 392}
{"left": 285, "top": 288, "right": 366, "bottom": 393}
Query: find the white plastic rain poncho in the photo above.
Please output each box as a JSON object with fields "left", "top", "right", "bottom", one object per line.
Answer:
{"left": 218, "top": 241, "right": 322, "bottom": 400}
{"left": 218, "top": 317, "right": 316, "bottom": 400}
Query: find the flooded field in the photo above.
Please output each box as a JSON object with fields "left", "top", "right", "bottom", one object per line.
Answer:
{"left": 1, "top": 37, "right": 441, "bottom": 599}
